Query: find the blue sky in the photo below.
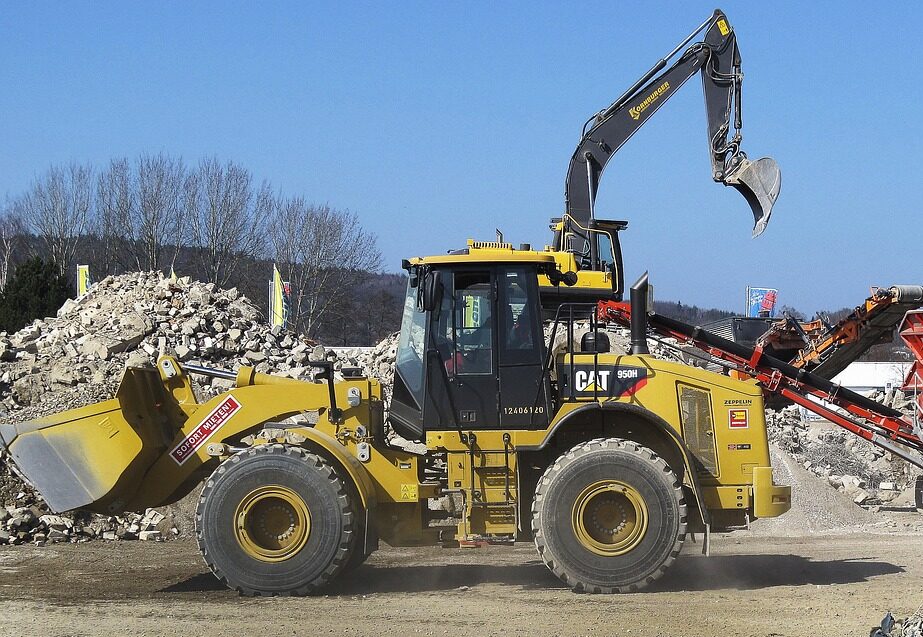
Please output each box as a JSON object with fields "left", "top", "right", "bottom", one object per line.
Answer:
{"left": 2, "top": 2, "right": 922, "bottom": 314}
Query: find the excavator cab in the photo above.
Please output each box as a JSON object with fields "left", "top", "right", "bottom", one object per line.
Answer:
{"left": 535, "top": 216, "right": 628, "bottom": 312}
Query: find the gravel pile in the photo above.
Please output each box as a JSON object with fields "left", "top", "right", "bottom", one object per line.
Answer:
{"left": 0, "top": 272, "right": 402, "bottom": 543}
{"left": 873, "top": 610, "right": 923, "bottom": 637}
{"left": 0, "top": 464, "right": 176, "bottom": 545}
{"left": 767, "top": 404, "right": 922, "bottom": 506}
{"left": 749, "top": 444, "right": 882, "bottom": 536}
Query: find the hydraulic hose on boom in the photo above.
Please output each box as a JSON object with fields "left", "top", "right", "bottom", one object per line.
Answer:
{"left": 560, "top": 9, "right": 781, "bottom": 265}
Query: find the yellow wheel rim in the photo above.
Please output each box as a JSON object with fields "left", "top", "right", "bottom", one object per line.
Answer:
{"left": 572, "top": 480, "right": 648, "bottom": 556}
{"left": 234, "top": 485, "right": 311, "bottom": 562}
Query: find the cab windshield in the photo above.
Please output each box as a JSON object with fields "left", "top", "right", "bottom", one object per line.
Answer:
{"left": 395, "top": 278, "right": 427, "bottom": 407}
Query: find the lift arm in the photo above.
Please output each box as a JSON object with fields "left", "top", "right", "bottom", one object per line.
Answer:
{"left": 563, "top": 9, "right": 781, "bottom": 263}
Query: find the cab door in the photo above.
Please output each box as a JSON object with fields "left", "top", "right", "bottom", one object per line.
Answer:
{"left": 497, "top": 267, "right": 551, "bottom": 429}
{"left": 425, "top": 269, "right": 500, "bottom": 429}
{"left": 423, "top": 265, "right": 550, "bottom": 431}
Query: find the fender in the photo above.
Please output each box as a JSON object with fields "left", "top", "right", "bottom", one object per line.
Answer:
{"left": 287, "top": 426, "right": 378, "bottom": 509}
{"left": 525, "top": 401, "right": 711, "bottom": 529}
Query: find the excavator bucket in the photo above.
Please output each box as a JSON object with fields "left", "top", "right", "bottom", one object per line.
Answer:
{"left": 724, "top": 157, "right": 782, "bottom": 237}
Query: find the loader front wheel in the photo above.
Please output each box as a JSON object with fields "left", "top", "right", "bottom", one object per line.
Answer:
{"left": 196, "top": 444, "right": 356, "bottom": 596}
{"left": 532, "top": 438, "right": 686, "bottom": 593}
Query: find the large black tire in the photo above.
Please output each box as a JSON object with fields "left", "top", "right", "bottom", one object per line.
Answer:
{"left": 196, "top": 444, "right": 356, "bottom": 596}
{"left": 532, "top": 438, "right": 687, "bottom": 593}
{"left": 916, "top": 475, "right": 923, "bottom": 510}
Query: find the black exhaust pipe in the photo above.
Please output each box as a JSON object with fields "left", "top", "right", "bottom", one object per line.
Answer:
{"left": 630, "top": 272, "right": 650, "bottom": 355}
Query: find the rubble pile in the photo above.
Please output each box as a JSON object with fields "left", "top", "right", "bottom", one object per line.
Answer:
{"left": 0, "top": 272, "right": 404, "bottom": 543}
{"left": 0, "top": 465, "right": 175, "bottom": 545}
{"left": 873, "top": 610, "right": 923, "bottom": 637}
{"left": 327, "top": 334, "right": 399, "bottom": 406}
{"left": 0, "top": 272, "right": 344, "bottom": 420}
{"left": 768, "top": 405, "right": 922, "bottom": 506}
{"left": 546, "top": 322, "right": 687, "bottom": 364}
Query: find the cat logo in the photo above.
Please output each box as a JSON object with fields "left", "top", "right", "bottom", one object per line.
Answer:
{"left": 569, "top": 365, "right": 648, "bottom": 397}
{"left": 575, "top": 370, "right": 611, "bottom": 392}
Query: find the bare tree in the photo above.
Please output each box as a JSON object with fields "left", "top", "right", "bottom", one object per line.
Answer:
{"left": 21, "top": 162, "right": 94, "bottom": 277}
{"left": 95, "top": 158, "right": 134, "bottom": 275}
{"left": 270, "top": 198, "right": 382, "bottom": 337}
{"left": 187, "top": 158, "right": 268, "bottom": 286}
{"left": 0, "top": 198, "right": 26, "bottom": 290}
{"left": 96, "top": 154, "right": 186, "bottom": 273}
{"left": 136, "top": 153, "right": 186, "bottom": 271}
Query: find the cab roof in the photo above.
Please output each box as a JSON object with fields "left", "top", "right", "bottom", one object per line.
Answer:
{"left": 408, "top": 239, "right": 556, "bottom": 266}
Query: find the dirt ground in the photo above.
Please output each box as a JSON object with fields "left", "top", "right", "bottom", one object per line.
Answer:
{"left": 1, "top": 523, "right": 921, "bottom": 637}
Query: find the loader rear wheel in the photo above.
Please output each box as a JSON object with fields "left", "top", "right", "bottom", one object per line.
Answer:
{"left": 196, "top": 444, "right": 356, "bottom": 596}
{"left": 532, "top": 438, "right": 686, "bottom": 593}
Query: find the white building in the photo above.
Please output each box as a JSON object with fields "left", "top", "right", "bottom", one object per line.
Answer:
{"left": 830, "top": 361, "right": 912, "bottom": 394}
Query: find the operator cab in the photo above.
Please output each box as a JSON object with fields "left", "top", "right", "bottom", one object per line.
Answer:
{"left": 537, "top": 217, "right": 628, "bottom": 314}
{"left": 390, "top": 255, "right": 553, "bottom": 441}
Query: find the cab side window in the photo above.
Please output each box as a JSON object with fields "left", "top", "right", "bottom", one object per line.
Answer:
{"left": 500, "top": 268, "right": 541, "bottom": 365}
{"left": 452, "top": 272, "right": 493, "bottom": 375}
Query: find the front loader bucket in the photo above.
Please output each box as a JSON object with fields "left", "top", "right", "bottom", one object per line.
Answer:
{"left": 724, "top": 157, "right": 781, "bottom": 238}
{"left": 0, "top": 367, "right": 183, "bottom": 513}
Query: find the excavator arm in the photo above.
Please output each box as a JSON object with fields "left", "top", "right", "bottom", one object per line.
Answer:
{"left": 561, "top": 9, "right": 781, "bottom": 264}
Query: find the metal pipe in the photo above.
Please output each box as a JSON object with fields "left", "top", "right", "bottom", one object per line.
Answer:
{"left": 182, "top": 363, "right": 238, "bottom": 381}
{"left": 309, "top": 361, "right": 342, "bottom": 423}
{"left": 596, "top": 12, "right": 715, "bottom": 123}
{"left": 630, "top": 273, "right": 650, "bottom": 355}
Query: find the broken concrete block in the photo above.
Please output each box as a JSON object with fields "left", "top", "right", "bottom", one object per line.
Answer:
{"left": 50, "top": 363, "right": 78, "bottom": 386}
{"left": 80, "top": 338, "right": 111, "bottom": 361}
{"left": 39, "top": 515, "right": 71, "bottom": 530}
{"left": 142, "top": 510, "right": 165, "bottom": 526}
{"left": 244, "top": 350, "right": 266, "bottom": 363}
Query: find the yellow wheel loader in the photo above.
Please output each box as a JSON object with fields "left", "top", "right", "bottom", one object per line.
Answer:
{"left": 0, "top": 246, "right": 791, "bottom": 595}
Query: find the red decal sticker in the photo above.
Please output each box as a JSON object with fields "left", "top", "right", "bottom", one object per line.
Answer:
{"left": 729, "top": 408, "right": 749, "bottom": 429}
{"left": 170, "top": 395, "right": 242, "bottom": 464}
{"left": 621, "top": 377, "right": 648, "bottom": 397}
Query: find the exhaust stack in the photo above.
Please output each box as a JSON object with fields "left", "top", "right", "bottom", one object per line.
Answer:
{"left": 630, "top": 272, "right": 650, "bottom": 355}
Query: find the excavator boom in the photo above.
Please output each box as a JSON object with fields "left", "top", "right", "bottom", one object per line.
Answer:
{"left": 562, "top": 9, "right": 780, "bottom": 262}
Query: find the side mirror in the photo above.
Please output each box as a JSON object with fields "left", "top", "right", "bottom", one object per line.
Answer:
{"left": 421, "top": 271, "right": 443, "bottom": 312}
